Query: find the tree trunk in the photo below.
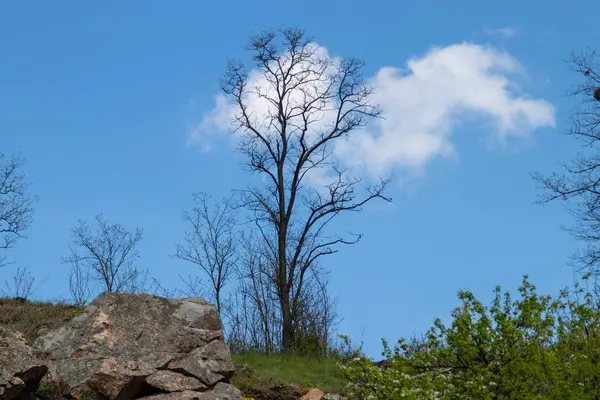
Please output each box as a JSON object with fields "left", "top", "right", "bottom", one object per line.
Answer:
{"left": 278, "top": 227, "right": 294, "bottom": 351}
{"left": 281, "top": 292, "right": 294, "bottom": 352}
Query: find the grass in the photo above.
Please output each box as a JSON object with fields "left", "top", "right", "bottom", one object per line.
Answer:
{"left": 0, "top": 296, "right": 85, "bottom": 342}
{"left": 232, "top": 351, "right": 348, "bottom": 397}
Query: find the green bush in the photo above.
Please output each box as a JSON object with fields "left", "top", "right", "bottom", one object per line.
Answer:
{"left": 340, "top": 275, "right": 600, "bottom": 399}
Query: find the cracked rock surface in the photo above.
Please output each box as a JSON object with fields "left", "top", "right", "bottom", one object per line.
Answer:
{"left": 0, "top": 292, "right": 240, "bottom": 400}
{"left": 0, "top": 327, "right": 48, "bottom": 400}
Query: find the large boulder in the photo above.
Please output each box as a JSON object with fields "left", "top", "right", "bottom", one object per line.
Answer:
{"left": 34, "top": 292, "right": 241, "bottom": 400}
{"left": 0, "top": 327, "right": 47, "bottom": 400}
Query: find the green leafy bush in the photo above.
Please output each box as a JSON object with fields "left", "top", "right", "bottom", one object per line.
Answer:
{"left": 340, "top": 275, "right": 600, "bottom": 399}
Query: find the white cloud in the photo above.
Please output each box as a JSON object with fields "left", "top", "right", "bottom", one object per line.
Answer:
{"left": 483, "top": 27, "right": 518, "bottom": 38}
{"left": 188, "top": 94, "right": 234, "bottom": 151}
{"left": 191, "top": 44, "right": 342, "bottom": 150}
{"left": 189, "top": 41, "right": 555, "bottom": 183}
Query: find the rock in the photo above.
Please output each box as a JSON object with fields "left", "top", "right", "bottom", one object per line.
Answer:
{"left": 0, "top": 327, "right": 48, "bottom": 400}
{"left": 145, "top": 370, "right": 206, "bottom": 392}
{"left": 33, "top": 291, "right": 241, "bottom": 400}
{"left": 167, "top": 341, "right": 235, "bottom": 386}
{"left": 135, "top": 383, "right": 241, "bottom": 400}
{"left": 195, "top": 382, "right": 243, "bottom": 399}
{"left": 136, "top": 390, "right": 203, "bottom": 400}
{"left": 301, "top": 388, "right": 325, "bottom": 400}
{"left": 49, "top": 357, "right": 155, "bottom": 400}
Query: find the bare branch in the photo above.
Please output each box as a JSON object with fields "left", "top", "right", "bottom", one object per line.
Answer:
{"left": 3, "top": 266, "right": 35, "bottom": 300}
{"left": 0, "top": 152, "right": 36, "bottom": 268}
{"left": 175, "top": 192, "right": 238, "bottom": 313}
{"left": 534, "top": 48, "right": 600, "bottom": 281}
{"left": 63, "top": 214, "right": 146, "bottom": 294}
{"left": 67, "top": 250, "right": 93, "bottom": 306}
{"left": 221, "top": 28, "right": 391, "bottom": 351}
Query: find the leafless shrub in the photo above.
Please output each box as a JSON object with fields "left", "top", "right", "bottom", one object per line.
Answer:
{"left": 68, "top": 256, "right": 93, "bottom": 306}
{"left": 63, "top": 214, "right": 147, "bottom": 294}
{"left": 0, "top": 153, "right": 36, "bottom": 268}
{"left": 175, "top": 192, "right": 238, "bottom": 312}
{"left": 3, "top": 266, "right": 35, "bottom": 300}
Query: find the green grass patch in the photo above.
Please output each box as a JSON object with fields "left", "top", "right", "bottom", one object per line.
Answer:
{"left": 232, "top": 351, "right": 348, "bottom": 396}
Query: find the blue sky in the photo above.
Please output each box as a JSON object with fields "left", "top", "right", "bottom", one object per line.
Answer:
{"left": 1, "top": 1, "right": 598, "bottom": 356}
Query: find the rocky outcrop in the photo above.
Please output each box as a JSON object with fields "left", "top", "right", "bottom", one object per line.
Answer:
{"left": 0, "top": 292, "right": 241, "bottom": 400}
{"left": 0, "top": 327, "right": 47, "bottom": 400}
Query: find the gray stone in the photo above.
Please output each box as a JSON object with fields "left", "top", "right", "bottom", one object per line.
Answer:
{"left": 196, "top": 382, "right": 242, "bottom": 400}
{"left": 167, "top": 340, "right": 235, "bottom": 386}
{"left": 32, "top": 291, "right": 239, "bottom": 400}
{"left": 136, "top": 390, "right": 203, "bottom": 400}
{"left": 145, "top": 370, "right": 206, "bottom": 392}
{"left": 0, "top": 327, "right": 48, "bottom": 400}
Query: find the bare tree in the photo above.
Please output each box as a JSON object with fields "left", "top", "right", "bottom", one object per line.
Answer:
{"left": 64, "top": 214, "right": 146, "bottom": 293}
{"left": 534, "top": 48, "right": 600, "bottom": 282}
{"left": 0, "top": 153, "right": 36, "bottom": 268}
{"left": 292, "top": 266, "right": 340, "bottom": 356}
{"left": 231, "top": 232, "right": 282, "bottom": 353}
{"left": 175, "top": 192, "right": 238, "bottom": 313}
{"left": 221, "top": 28, "right": 391, "bottom": 351}
{"left": 3, "top": 266, "right": 35, "bottom": 300}
{"left": 226, "top": 232, "right": 340, "bottom": 355}
{"left": 68, "top": 256, "right": 93, "bottom": 306}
